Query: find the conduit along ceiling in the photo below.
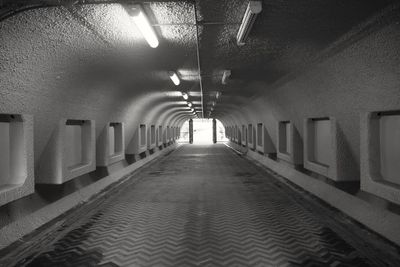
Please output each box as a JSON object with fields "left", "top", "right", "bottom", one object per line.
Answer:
{"left": 0, "top": 0, "right": 395, "bottom": 123}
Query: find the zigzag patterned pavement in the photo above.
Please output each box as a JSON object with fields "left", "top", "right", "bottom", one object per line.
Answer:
{"left": 1, "top": 144, "right": 400, "bottom": 266}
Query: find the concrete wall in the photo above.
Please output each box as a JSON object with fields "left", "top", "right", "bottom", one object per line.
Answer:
{"left": 1, "top": 2, "right": 400, "bottom": 249}
{"left": 217, "top": 10, "right": 400, "bottom": 184}
{"left": 0, "top": 5, "right": 190, "bottom": 236}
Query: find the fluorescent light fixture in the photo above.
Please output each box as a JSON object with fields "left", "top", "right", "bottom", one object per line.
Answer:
{"left": 128, "top": 5, "right": 159, "bottom": 48}
{"left": 169, "top": 72, "right": 180, "bottom": 86}
{"left": 237, "top": 1, "right": 262, "bottom": 46}
{"left": 181, "top": 92, "right": 188, "bottom": 100}
{"left": 222, "top": 70, "right": 231, "bottom": 85}
{"left": 187, "top": 102, "right": 192, "bottom": 107}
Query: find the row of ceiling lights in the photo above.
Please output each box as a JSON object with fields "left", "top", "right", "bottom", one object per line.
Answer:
{"left": 126, "top": 5, "right": 198, "bottom": 118}
{"left": 127, "top": 1, "right": 262, "bottom": 49}
{"left": 126, "top": 1, "right": 262, "bottom": 118}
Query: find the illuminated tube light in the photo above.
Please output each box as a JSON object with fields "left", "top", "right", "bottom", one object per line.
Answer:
{"left": 237, "top": 1, "right": 262, "bottom": 46}
{"left": 182, "top": 92, "right": 188, "bottom": 100}
{"left": 128, "top": 5, "right": 159, "bottom": 48}
{"left": 222, "top": 70, "right": 231, "bottom": 85}
{"left": 169, "top": 72, "right": 180, "bottom": 86}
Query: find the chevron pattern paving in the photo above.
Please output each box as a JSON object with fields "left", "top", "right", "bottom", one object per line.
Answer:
{"left": 1, "top": 144, "right": 400, "bottom": 266}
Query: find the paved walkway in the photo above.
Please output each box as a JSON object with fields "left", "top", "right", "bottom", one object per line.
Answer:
{"left": 1, "top": 144, "right": 399, "bottom": 266}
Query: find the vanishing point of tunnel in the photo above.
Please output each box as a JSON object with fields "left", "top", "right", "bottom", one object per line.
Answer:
{"left": 1, "top": 0, "right": 400, "bottom": 266}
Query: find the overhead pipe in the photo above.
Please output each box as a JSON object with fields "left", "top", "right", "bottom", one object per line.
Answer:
{"left": 192, "top": 1, "right": 205, "bottom": 119}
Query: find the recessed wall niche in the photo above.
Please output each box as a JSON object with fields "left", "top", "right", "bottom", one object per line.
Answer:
{"left": 97, "top": 122, "right": 125, "bottom": 167}
{"left": 0, "top": 114, "right": 34, "bottom": 206}
{"left": 303, "top": 117, "right": 339, "bottom": 181}
{"left": 168, "top": 126, "right": 172, "bottom": 142}
{"left": 172, "top": 127, "right": 176, "bottom": 141}
{"left": 361, "top": 110, "right": 400, "bottom": 205}
{"left": 236, "top": 126, "right": 242, "bottom": 145}
{"left": 127, "top": 124, "right": 147, "bottom": 155}
{"left": 241, "top": 125, "right": 247, "bottom": 146}
{"left": 38, "top": 119, "right": 95, "bottom": 184}
{"left": 256, "top": 123, "right": 275, "bottom": 154}
{"left": 277, "top": 121, "right": 302, "bottom": 165}
{"left": 248, "top": 124, "right": 255, "bottom": 150}
{"left": 157, "top": 126, "right": 162, "bottom": 146}
{"left": 148, "top": 125, "right": 156, "bottom": 149}
{"left": 165, "top": 126, "right": 170, "bottom": 143}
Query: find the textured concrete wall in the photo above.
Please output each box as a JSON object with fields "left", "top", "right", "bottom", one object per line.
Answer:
{"left": 0, "top": 5, "right": 192, "bottom": 229}
{"left": 218, "top": 11, "right": 400, "bottom": 183}
{"left": 0, "top": 2, "right": 399, "bottom": 245}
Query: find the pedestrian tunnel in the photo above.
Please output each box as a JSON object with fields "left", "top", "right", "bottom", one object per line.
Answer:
{"left": 0, "top": 0, "right": 400, "bottom": 265}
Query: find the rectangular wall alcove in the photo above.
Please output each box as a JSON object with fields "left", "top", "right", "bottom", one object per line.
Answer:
{"left": 157, "top": 126, "right": 162, "bottom": 147}
{"left": 361, "top": 110, "right": 400, "bottom": 205}
{"left": 0, "top": 114, "right": 34, "bottom": 206}
{"left": 171, "top": 127, "right": 176, "bottom": 141}
{"left": 167, "top": 126, "right": 172, "bottom": 143}
{"left": 237, "top": 126, "right": 242, "bottom": 145}
{"left": 256, "top": 123, "right": 275, "bottom": 154}
{"left": 277, "top": 121, "right": 302, "bottom": 165}
{"left": 163, "top": 126, "right": 170, "bottom": 144}
{"left": 303, "top": 117, "right": 337, "bottom": 181}
{"left": 148, "top": 125, "right": 156, "bottom": 149}
{"left": 174, "top": 127, "right": 178, "bottom": 140}
{"left": 97, "top": 122, "right": 125, "bottom": 167}
{"left": 127, "top": 124, "right": 147, "bottom": 155}
{"left": 248, "top": 124, "right": 255, "bottom": 150}
{"left": 38, "top": 119, "right": 95, "bottom": 184}
{"left": 241, "top": 125, "right": 247, "bottom": 146}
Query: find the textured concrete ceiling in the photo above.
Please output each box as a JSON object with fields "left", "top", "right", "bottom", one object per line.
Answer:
{"left": 0, "top": 0, "right": 396, "bottom": 119}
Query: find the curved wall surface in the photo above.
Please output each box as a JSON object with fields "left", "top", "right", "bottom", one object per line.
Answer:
{"left": 1, "top": 0, "right": 400, "bottom": 249}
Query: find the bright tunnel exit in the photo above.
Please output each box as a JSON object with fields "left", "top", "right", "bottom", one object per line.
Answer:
{"left": 179, "top": 119, "right": 228, "bottom": 144}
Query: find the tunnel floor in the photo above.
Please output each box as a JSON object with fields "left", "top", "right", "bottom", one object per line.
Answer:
{"left": 1, "top": 144, "right": 400, "bottom": 266}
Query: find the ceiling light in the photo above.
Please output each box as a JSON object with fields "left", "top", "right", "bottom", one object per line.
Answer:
{"left": 222, "top": 70, "right": 231, "bottom": 85}
{"left": 237, "top": 1, "right": 262, "bottom": 46}
{"left": 169, "top": 72, "right": 180, "bottom": 86}
{"left": 128, "top": 5, "right": 159, "bottom": 48}
{"left": 181, "top": 92, "right": 188, "bottom": 100}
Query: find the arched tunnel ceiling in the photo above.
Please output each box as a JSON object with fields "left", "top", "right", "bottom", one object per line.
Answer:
{"left": 0, "top": 0, "right": 396, "bottom": 123}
